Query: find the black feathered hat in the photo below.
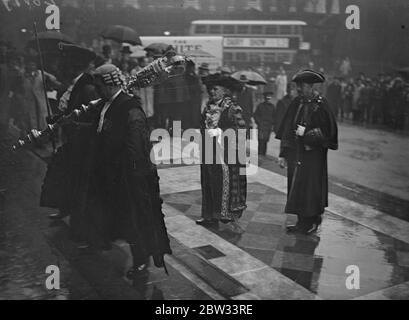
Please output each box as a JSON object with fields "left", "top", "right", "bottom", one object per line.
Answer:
{"left": 202, "top": 73, "right": 243, "bottom": 93}
{"left": 292, "top": 69, "right": 326, "bottom": 84}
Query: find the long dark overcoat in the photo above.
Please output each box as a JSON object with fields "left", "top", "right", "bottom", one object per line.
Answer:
{"left": 276, "top": 95, "right": 338, "bottom": 217}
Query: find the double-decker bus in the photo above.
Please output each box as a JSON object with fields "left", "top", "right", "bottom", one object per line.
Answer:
{"left": 190, "top": 20, "right": 308, "bottom": 68}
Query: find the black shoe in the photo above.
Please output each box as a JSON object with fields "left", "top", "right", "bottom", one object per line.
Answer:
{"left": 48, "top": 211, "right": 68, "bottom": 220}
{"left": 286, "top": 224, "right": 301, "bottom": 233}
{"left": 305, "top": 223, "right": 319, "bottom": 235}
{"left": 76, "top": 242, "right": 90, "bottom": 250}
{"left": 196, "top": 218, "right": 219, "bottom": 227}
{"left": 126, "top": 264, "right": 148, "bottom": 280}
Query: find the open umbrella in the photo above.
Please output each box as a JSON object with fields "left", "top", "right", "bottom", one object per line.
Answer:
{"left": 183, "top": 49, "right": 214, "bottom": 58}
{"left": 144, "top": 43, "right": 172, "bottom": 56}
{"left": 27, "top": 31, "right": 74, "bottom": 52}
{"left": 232, "top": 70, "right": 267, "bottom": 86}
{"left": 101, "top": 25, "right": 142, "bottom": 46}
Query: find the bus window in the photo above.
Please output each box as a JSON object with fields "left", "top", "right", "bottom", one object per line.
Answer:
{"left": 209, "top": 25, "right": 221, "bottom": 34}
{"left": 237, "top": 25, "right": 249, "bottom": 34}
{"left": 264, "top": 52, "right": 276, "bottom": 63}
{"left": 195, "top": 25, "right": 208, "bottom": 34}
{"left": 250, "top": 25, "right": 263, "bottom": 35}
{"left": 223, "top": 25, "right": 235, "bottom": 34}
{"left": 249, "top": 52, "right": 262, "bottom": 63}
{"left": 279, "top": 25, "right": 292, "bottom": 35}
{"left": 235, "top": 52, "right": 248, "bottom": 62}
{"left": 277, "top": 52, "right": 291, "bottom": 63}
{"left": 265, "top": 25, "right": 278, "bottom": 35}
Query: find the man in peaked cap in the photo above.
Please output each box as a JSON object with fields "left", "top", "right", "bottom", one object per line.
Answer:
{"left": 198, "top": 62, "right": 210, "bottom": 76}
{"left": 87, "top": 64, "right": 172, "bottom": 278}
{"left": 276, "top": 69, "right": 338, "bottom": 235}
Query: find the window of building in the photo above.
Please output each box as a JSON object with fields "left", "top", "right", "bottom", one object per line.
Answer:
{"left": 224, "top": 52, "right": 234, "bottom": 62}
{"left": 250, "top": 25, "right": 263, "bottom": 35}
{"left": 237, "top": 25, "right": 249, "bottom": 34}
{"left": 183, "top": 0, "right": 200, "bottom": 10}
{"left": 270, "top": 0, "right": 278, "bottom": 12}
{"left": 195, "top": 25, "right": 207, "bottom": 34}
{"left": 246, "top": 0, "right": 262, "bottom": 11}
{"left": 235, "top": 52, "right": 248, "bottom": 61}
{"left": 227, "top": 0, "right": 235, "bottom": 12}
{"left": 223, "top": 25, "right": 235, "bottom": 34}
{"left": 265, "top": 25, "right": 278, "bottom": 35}
{"left": 289, "top": 0, "right": 297, "bottom": 12}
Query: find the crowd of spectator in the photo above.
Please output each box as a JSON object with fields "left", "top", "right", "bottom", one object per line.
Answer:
{"left": 1, "top": 37, "right": 409, "bottom": 150}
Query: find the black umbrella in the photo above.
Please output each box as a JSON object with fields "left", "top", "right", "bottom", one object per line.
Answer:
{"left": 101, "top": 25, "right": 142, "bottom": 46}
{"left": 27, "top": 31, "right": 74, "bottom": 52}
{"left": 232, "top": 70, "right": 267, "bottom": 86}
{"left": 144, "top": 42, "right": 173, "bottom": 56}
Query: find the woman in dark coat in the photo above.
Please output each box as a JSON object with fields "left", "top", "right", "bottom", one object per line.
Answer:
{"left": 276, "top": 70, "right": 338, "bottom": 235}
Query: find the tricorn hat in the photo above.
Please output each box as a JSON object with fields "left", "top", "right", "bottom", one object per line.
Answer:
{"left": 292, "top": 69, "right": 325, "bottom": 84}
{"left": 202, "top": 73, "right": 243, "bottom": 92}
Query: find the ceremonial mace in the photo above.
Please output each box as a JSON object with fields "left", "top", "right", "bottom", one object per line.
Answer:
{"left": 12, "top": 54, "right": 189, "bottom": 151}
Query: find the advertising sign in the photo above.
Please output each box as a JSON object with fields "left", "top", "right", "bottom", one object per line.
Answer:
{"left": 223, "top": 37, "right": 290, "bottom": 49}
{"left": 131, "top": 36, "right": 224, "bottom": 72}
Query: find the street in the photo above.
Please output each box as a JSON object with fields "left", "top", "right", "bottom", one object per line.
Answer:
{"left": 1, "top": 122, "right": 409, "bottom": 300}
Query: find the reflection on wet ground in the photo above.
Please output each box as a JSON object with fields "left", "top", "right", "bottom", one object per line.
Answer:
{"left": 163, "top": 182, "right": 409, "bottom": 299}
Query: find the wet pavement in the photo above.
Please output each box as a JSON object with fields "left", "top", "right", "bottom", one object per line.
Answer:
{"left": 163, "top": 182, "right": 409, "bottom": 299}
{"left": 0, "top": 129, "right": 99, "bottom": 300}
{"left": 1, "top": 126, "right": 409, "bottom": 300}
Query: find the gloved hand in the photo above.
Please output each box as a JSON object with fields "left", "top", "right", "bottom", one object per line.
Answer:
{"left": 207, "top": 128, "right": 223, "bottom": 145}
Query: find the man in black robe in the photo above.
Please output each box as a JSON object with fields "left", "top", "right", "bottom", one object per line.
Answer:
{"left": 91, "top": 64, "right": 172, "bottom": 277}
{"left": 276, "top": 70, "right": 338, "bottom": 235}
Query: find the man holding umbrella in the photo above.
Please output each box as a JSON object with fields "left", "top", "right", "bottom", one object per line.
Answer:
{"left": 40, "top": 44, "right": 101, "bottom": 244}
{"left": 276, "top": 70, "right": 338, "bottom": 235}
